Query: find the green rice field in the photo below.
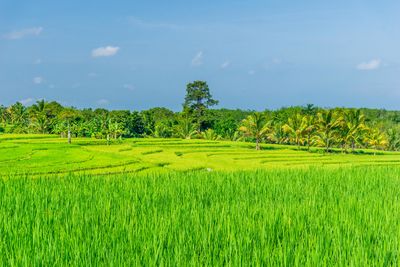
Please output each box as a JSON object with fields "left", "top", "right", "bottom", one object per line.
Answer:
{"left": 1, "top": 134, "right": 400, "bottom": 265}
{"left": 1, "top": 134, "right": 400, "bottom": 177}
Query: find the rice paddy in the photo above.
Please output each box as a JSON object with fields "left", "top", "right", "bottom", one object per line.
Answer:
{"left": 1, "top": 134, "right": 400, "bottom": 177}
{"left": 1, "top": 134, "right": 400, "bottom": 265}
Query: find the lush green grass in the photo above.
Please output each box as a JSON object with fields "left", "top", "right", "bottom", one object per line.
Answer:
{"left": 1, "top": 134, "right": 400, "bottom": 177}
{"left": 1, "top": 167, "right": 400, "bottom": 265}
{"left": 2, "top": 134, "right": 400, "bottom": 265}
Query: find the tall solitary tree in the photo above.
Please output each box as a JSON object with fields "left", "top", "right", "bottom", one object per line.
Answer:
{"left": 183, "top": 81, "right": 218, "bottom": 131}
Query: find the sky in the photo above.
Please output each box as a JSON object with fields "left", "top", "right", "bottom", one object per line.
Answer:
{"left": 1, "top": 0, "right": 400, "bottom": 111}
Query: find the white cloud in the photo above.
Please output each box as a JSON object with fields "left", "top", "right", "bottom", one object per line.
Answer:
{"left": 33, "top": 76, "right": 43, "bottom": 84}
{"left": 191, "top": 51, "right": 203, "bottom": 66}
{"left": 91, "top": 46, "right": 120, "bottom": 58}
{"left": 220, "top": 61, "right": 230, "bottom": 69}
{"left": 20, "top": 98, "right": 34, "bottom": 105}
{"left": 123, "top": 84, "right": 135, "bottom": 91}
{"left": 4, "top": 27, "right": 43, "bottom": 40}
{"left": 97, "top": 99, "right": 109, "bottom": 105}
{"left": 357, "top": 59, "right": 381, "bottom": 71}
{"left": 248, "top": 70, "right": 256, "bottom": 75}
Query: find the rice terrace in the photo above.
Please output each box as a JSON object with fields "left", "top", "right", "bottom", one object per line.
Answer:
{"left": 3, "top": 1, "right": 400, "bottom": 266}
{"left": 2, "top": 133, "right": 400, "bottom": 265}
{"left": 2, "top": 134, "right": 400, "bottom": 176}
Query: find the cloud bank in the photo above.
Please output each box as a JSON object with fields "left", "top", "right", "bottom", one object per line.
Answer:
{"left": 4, "top": 27, "right": 43, "bottom": 40}
{"left": 357, "top": 59, "right": 381, "bottom": 71}
{"left": 92, "top": 46, "right": 120, "bottom": 58}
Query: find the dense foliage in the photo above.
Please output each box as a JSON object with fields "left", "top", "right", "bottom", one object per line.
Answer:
{"left": 1, "top": 81, "right": 399, "bottom": 151}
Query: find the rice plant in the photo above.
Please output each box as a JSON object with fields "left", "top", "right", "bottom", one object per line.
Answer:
{"left": 1, "top": 167, "right": 400, "bottom": 265}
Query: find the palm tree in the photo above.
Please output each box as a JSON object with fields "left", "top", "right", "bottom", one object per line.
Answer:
{"left": 0, "top": 105, "right": 6, "bottom": 123}
{"left": 343, "top": 109, "right": 367, "bottom": 151}
{"left": 268, "top": 122, "right": 288, "bottom": 145}
{"left": 387, "top": 128, "right": 400, "bottom": 151}
{"left": 282, "top": 114, "right": 307, "bottom": 148}
{"left": 239, "top": 112, "right": 271, "bottom": 150}
{"left": 337, "top": 121, "right": 351, "bottom": 153}
{"left": 303, "top": 115, "right": 316, "bottom": 151}
{"left": 313, "top": 110, "right": 342, "bottom": 152}
{"left": 302, "top": 104, "right": 318, "bottom": 116}
{"left": 8, "top": 102, "right": 28, "bottom": 133}
{"left": 30, "top": 99, "right": 50, "bottom": 134}
{"left": 365, "top": 128, "right": 388, "bottom": 155}
{"left": 0, "top": 105, "right": 8, "bottom": 132}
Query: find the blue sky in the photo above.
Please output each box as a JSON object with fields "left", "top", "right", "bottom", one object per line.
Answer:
{"left": 1, "top": 1, "right": 400, "bottom": 110}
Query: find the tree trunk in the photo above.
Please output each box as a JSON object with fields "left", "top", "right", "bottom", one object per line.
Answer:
{"left": 107, "top": 134, "right": 110, "bottom": 145}
{"left": 67, "top": 123, "right": 71, "bottom": 144}
{"left": 256, "top": 138, "right": 260, "bottom": 150}
{"left": 68, "top": 130, "right": 71, "bottom": 144}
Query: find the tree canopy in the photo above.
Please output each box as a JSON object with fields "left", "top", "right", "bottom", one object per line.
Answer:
{"left": 1, "top": 80, "right": 399, "bottom": 152}
{"left": 183, "top": 80, "right": 218, "bottom": 130}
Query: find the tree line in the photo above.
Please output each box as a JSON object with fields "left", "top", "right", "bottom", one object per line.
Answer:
{"left": 1, "top": 81, "right": 400, "bottom": 152}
